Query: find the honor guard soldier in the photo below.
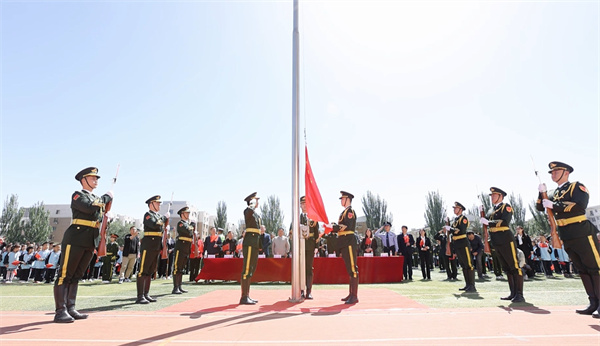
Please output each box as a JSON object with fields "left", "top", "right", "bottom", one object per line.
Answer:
{"left": 300, "top": 196, "right": 319, "bottom": 299}
{"left": 445, "top": 202, "right": 476, "bottom": 293}
{"left": 54, "top": 167, "right": 113, "bottom": 323}
{"left": 101, "top": 234, "right": 119, "bottom": 283}
{"left": 240, "top": 192, "right": 261, "bottom": 305}
{"left": 331, "top": 191, "right": 359, "bottom": 304}
{"left": 481, "top": 188, "right": 524, "bottom": 302}
{"left": 172, "top": 206, "right": 194, "bottom": 294}
{"left": 537, "top": 161, "right": 600, "bottom": 317}
{"left": 136, "top": 195, "right": 169, "bottom": 304}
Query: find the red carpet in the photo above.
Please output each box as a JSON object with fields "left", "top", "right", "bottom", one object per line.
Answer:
{"left": 159, "top": 288, "right": 426, "bottom": 313}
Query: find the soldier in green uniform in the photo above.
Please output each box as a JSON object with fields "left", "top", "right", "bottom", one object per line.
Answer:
{"left": 54, "top": 167, "right": 113, "bottom": 323}
{"left": 172, "top": 206, "right": 194, "bottom": 294}
{"left": 331, "top": 191, "right": 359, "bottom": 304}
{"left": 240, "top": 192, "right": 261, "bottom": 305}
{"left": 300, "top": 196, "right": 320, "bottom": 299}
{"left": 537, "top": 161, "right": 600, "bottom": 317}
{"left": 480, "top": 188, "right": 524, "bottom": 302}
{"left": 101, "top": 234, "right": 119, "bottom": 283}
{"left": 136, "top": 195, "right": 169, "bottom": 304}
{"left": 445, "top": 202, "right": 476, "bottom": 293}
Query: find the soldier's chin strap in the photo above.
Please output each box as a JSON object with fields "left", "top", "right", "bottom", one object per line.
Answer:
{"left": 558, "top": 170, "right": 567, "bottom": 183}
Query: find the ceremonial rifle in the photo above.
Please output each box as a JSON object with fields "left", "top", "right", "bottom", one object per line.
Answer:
{"left": 479, "top": 205, "right": 491, "bottom": 255}
{"left": 531, "top": 157, "right": 561, "bottom": 249}
{"left": 443, "top": 210, "right": 453, "bottom": 258}
{"left": 161, "top": 193, "right": 174, "bottom": 260}
{"left": 97, "top": 164, "right": 120, "bottom": 257}
{"left": 192, "top": 220, "right": 200, "bottom": 258}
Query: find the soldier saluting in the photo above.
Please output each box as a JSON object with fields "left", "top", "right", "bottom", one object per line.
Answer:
{"left": 444, "top": 202, "right": 476, "bottom": 293}
{"left": 172, "top": 206, "right": 194, "bottom": 295}
{"left": 240, "top": 192, "right": 261, "bottom": 305}
{"left": 54, "top": 167, "right": 113, "bottom": 323}
{"left": 136, "top": 195, "right": 169, "bottom": 304}
{"left": 481, "top": 187, "right": 524, "bottom": 302}
{"left": 537, "top": 161, "right": 600, "bottom": 317}
{"left": 331, "top": 191, "right": 359, "bottom": 304}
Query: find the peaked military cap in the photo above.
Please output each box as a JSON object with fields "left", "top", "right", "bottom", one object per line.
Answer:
{"left": 339, "top": 191, "right": 354, "bottom": 199}
{"left": 383, "top": 221, "right": 392, "bottom": 227}
{"left": 75, "top": 167, "right": 100, "bottom": 181}
{"left": 110, "top": 233, "right": 119, "bottom": 239}
{"left": 177, "top": 206, "right": 190, "bottom": 215}
{"left": 244, "top": 192, "right": 259, "bottom": 204}
{"left": 489, "top": 187, "right": 507, "bottom": 197}
{"left": 145, "top": 195, "right": 162, "bottom": 204}
{"left": 300, "top": 196, "right": 306, "bottom": 203}
{"left": 548, "top": 161, "right": 574, "bottom": 173}
{"left": 453, "top": 201, "right": 466, "bottom": 210}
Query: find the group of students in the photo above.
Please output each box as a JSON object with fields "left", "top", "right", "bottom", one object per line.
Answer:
{"left": 0, "top": 241, "right": 61, "bottom": 284}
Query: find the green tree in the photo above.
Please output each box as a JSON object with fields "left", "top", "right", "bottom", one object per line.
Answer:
{"left": 361, "top": 191, "right": 393, "bottom": 230}
{"left": 214, "top": 201, "right": 228, "bottom": 229}
{"left": 22, "top": 202, "right": 52, "bottom": 244}
{"left": 528, "top": 200, "right": 550, "bottom": 237}
{"left": 508, "top": 193, "right": 526, "bottom": 232}
{"left": 468, "top": 205, "right": 482, "bottom": 234}
{"left": 260, "top": 195, "right": 284, "bottom": 235}
{"left": 0, "top": 194, "right": 24, "bottom": 243}
{"left": 423, "top": 191, "right": 444, "bottom": 239}
{"left": 478, "top": 192, "right": 492, "bottom": 214}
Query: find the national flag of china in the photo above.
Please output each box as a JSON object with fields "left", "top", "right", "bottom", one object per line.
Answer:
{"left": 305, "top": 146, "right": 329, "bottom": 225}
{"left": 222, "top": 243, "right": 230, "bottom": 251}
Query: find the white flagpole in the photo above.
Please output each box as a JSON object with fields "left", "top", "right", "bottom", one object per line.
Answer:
{"left": 290, "top": 0, "right": 302, "bottom": 302}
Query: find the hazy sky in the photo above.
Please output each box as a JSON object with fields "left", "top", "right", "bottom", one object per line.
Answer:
{"left": 1, "top": 1, "right": 598, "bottom": 231}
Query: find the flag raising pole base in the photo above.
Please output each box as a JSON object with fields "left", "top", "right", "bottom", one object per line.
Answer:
{"left": 289, "top": 0, "right": 302, "bottom": 302}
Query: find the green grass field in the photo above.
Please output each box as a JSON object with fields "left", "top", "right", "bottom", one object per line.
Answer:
{"left": 0, "top": 269, "right": 587, "bottom": 312}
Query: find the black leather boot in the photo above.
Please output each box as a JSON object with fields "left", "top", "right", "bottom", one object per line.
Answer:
{"left": 590, "top": 275, "right": 600, "bottom": 318}
{"left": 501, "top": 274, "right": 515, "bottom": 300}
{"left": 305, "top": 275, "right": 313, "bottom": 300}
{"left": 239, "top": 279, "right": 256, "bottom": 305}
{"left": 345, "top": 276, "right": 359, "bottom": 304}
{"left": 135, "top": 276, "right": 149, "bottom": 304}
{"left": 459, "top": 268, "right": 468, "bottom": 291}
{"left": 67, "top": 283, "right": 88, "bottom": 319}
{"left": 144, "top": 276, "right": 156, "bottom": 302}
{"left": 577, "top": 274, "right": 599, "bottom": 315}
{"left": 172, "top": 275, "right": 182, "bottom": 294}
{"left": 511, "top": 274, "right": 525, "bottom": 303}
{"left": 465, "top": 269, "right": 477, "bottom": 293}
{"left": 178, "top": 274, "right": 188, "bottom": 293}
{"left": 53, "top": 284, "right": 74, "bottom": 323}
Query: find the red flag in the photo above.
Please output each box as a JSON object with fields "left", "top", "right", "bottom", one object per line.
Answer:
{"left": 305, "top": 146, "right": 329, "bottom": 225}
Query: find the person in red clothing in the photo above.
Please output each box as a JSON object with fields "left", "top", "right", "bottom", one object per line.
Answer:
{"left": 189, "top": 235, "right": 203, "bottom": 282}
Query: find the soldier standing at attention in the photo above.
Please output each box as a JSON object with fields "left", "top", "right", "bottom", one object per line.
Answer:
{"left": 101, "top": 234, "right": 119, "bottom": 283}
{"left": 54, "top": 167, "right": 113, "bottom": 323}
{"left": 481, "top": 188, "right": 524, "bottom": 302}
{"left": 537, "top": 161, "right": 600, "bottom": 317}
{"left": 300, "top": 196, "right": 319, "bottom": 299}
{"left": 172, "top": 206, "right": 194, "bottom": 294}
{"left": 136, "top": 195, "right": 169, "bottom": 304}
{"left": 240, "top": 192, "right": 261, "bottom": 305}
{"left": 332, "top": 191, "right": 359, "bottom": 304}
{"left": 445, "top": 202, "right": 476, "bottom": 293}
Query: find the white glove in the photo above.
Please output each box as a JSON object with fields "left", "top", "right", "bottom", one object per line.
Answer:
{"left": 542, "top": 199, "right": 554, "bottom": 209}
{"left": 444, "top": 216, "right": 449, "bottom": 223}
{"left": 443, "top": 225, "right": 451, "bottom": 231}
{"left": 538, "top": 183, "right": 547, "bottom": 193}
{"left": 164, "top": 212, "right": 171, "bottom": 219}
{"left": 105, "top": 190, "right": 114, "bottom": 198}
{"left": 480, "top": 217, "right": 489, "bottom": 225}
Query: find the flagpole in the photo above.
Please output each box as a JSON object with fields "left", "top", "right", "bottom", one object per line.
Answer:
{"left": 290, "top": 0, "right": 302, "bottom": 302}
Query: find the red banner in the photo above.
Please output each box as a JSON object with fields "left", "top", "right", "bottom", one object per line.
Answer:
{"left": 305, "top": 145, "right": 329, "bottom": 225}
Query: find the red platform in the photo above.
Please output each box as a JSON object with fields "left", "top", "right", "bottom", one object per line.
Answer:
{"left": 196, "top": 256, "right": 404, "bottom": 284}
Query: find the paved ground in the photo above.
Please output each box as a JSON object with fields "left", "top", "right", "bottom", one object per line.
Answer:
{"left": 1, "top": 288, "right": 599, "bottom": 345}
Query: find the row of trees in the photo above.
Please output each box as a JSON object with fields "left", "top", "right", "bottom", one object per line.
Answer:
{"left": 0, "top": 194, "right": 52, "bottom": 244}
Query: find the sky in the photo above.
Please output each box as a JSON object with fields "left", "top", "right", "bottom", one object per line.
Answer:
{"left": 1, "top": 0, "right": 598, "bottom": 232}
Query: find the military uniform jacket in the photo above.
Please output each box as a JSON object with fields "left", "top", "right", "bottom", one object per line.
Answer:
{"left": 63, "top": 190, "right": 112, "bottom": 248}
{"left": 105, "top": 242, "right": 119, "bottom": 261}
{"left": 449, "top": 214, "right": 469, "bottom": 238}
{"left": 243, "top": 207, "right": 261, "bottom": 248}
{"left": 487, "top": 203, "right": 514, "bottom": 245}
{"left": 333, "top": 207, "right": 356, "bottom": 233}
{"left": 301, "top": 213, "right": 320, "bottom": 246}
{"left": 143, "top": 211, "right": 166, "bottom": 251}
{"left": 175, "top": 220, "right": 194, "bottom": 254}
{"left": 536, "top": 181, "right": 595, "bottom": 240}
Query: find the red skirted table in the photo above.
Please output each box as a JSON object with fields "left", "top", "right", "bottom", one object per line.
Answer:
{"left": 196, "top": 256, "right": 404, "bottom": 284}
